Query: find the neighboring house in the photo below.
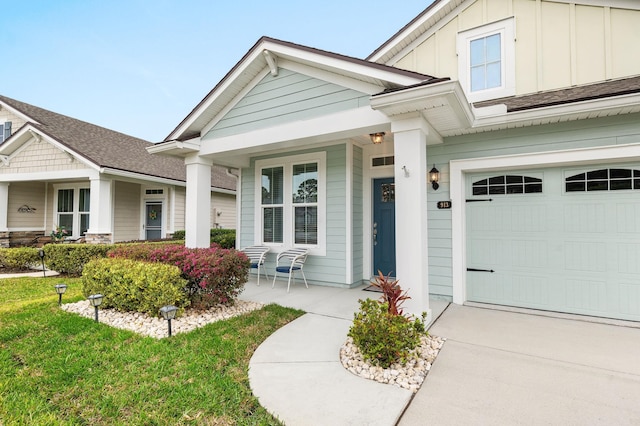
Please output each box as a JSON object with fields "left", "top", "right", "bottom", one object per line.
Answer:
{"left": 0, "top": 95, "right": 236, "bottom": 248}
{"left": 151, "top": 0, "right": 640, "bottom": 323}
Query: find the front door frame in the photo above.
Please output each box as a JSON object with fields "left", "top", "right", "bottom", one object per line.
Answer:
{"left": 372, "top": 177, "right": 396, "bottom": 277}
{"left": 140, "top": 186, "right": 168, "bottom": 240}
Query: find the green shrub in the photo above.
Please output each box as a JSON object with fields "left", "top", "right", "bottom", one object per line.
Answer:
{"left": 348, "top": 299, "right": 426, "bottom": 369}
{"left": 0, "top": 247, "right": 41, "bottom": 270}
{"left": 171, "top": 230, "right": 185, "bottom": 240}
{"left": 43, "top": 244, "right": 112, "bottom": 276}
{"left": 82, "top": 258, "right": 189, "bottom": 316}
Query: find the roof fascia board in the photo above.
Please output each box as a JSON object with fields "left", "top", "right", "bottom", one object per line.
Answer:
{"left": 199, "top": 106, "right": 390, "bottom": 157}
{"left": 472, "top": 92, "right": 640, "bottom": 131}
{"left": 0, "top": 169, "right": 99, "bottom": 182}
{"left": 146, "top": 138, "right": 201, "bottom": 157}
{"left": 100, "top": 167, "right": 186, "bottom": 187}
{"left": 371, "top": 79, "right": 474, "bottom": 127}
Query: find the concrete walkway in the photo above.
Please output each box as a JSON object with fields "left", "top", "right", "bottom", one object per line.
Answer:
{"left": 242, "top": 279, "right": 640, "bottom": 425}
{"left": 240, "top": 279, "right": 449, "bottom": 425}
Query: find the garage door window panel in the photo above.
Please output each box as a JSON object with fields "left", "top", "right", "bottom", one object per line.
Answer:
{"left": 472, "top": 175, "right": 542, "bottom": 196}
{"left": 565, "top": 168, "right": 640, "bottom": 192}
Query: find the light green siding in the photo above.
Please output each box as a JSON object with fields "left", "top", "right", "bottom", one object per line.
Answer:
{"left": 352, "top": 145, "right": 364, "bottom": 284}
{"left": 426, "top": 113, "right": 640, "bottom": 300}
{"left": 239, "top": 144, "right": 350, "bottom": 286}
{"left": 205, "top": 69, "right": 370, "bottom": 139}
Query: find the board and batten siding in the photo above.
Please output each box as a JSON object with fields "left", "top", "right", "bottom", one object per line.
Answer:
{"left": 240, "top": 144, "right": 351, "bottom": 286}
{"left": 113, "top": 181, "right": 141, "bottom": 242}
{"left": 394, "top": 0, "right": 640, "bottom": 96}
{"left": 7, "top": 182, "right": 46, "bottom": 229}
{"left": 423, "top": 112, "right": 640, "bottom": 300}
{"left": 204, "top": 68, "right": 370, "bottom": 139}
{"left": 0, "top": 140, "right": 89, "bottom": 175}
{"left": 211, "top": 192, "right": 236, "bottom": 229}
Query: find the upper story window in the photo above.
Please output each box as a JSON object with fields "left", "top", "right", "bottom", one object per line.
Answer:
{"left": 255, "top": 152, "right": 326, "bottom": 255}
{"left": 565, "top": 168, "right": 640, "bottom": 192}
{"left": 458, "top": 18, "right": 515, "bottom": 103}
{"left": 472, "top": 175, "right": 542, "bottom": 196}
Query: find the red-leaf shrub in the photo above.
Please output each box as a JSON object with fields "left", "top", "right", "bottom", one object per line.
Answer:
{"left": 149, "top": 245, "right": 250, "bottom": 309}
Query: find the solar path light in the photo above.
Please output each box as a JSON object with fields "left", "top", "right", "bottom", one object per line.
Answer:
{"left": 54, "top": 284, "right": 67, "bottom": 306}
{"left": 87, "top": 294, "right": 104, "bottom": 322}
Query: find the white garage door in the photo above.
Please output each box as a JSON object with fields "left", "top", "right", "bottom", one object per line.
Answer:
{"left": 466, "top": 165, "right": 640, "bottom": 321}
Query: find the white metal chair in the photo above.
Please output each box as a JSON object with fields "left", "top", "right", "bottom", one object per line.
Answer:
{"left": 272, "top": 248, "right": 309, "bottom": 292}
{"left": 240, "top": 245, "right": 270, "bottom": 286}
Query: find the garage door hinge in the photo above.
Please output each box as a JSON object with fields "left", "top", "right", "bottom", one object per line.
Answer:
{"left": 466, "top": 198, "right": 493, "bottom": 202}
{"left": 467, "top": 268, "right": 495, "bottom": 273}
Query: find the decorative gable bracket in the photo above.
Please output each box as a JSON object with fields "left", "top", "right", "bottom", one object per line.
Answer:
{"left": 0, "top": 155, "right": 9, "bottom": 166}
{"left": 263, "top": 50, "right": 279, "bottom": 76}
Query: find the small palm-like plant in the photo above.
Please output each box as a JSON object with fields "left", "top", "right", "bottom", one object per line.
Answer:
{"left": 370, "top": 270, "right": 410, "bottom": 316}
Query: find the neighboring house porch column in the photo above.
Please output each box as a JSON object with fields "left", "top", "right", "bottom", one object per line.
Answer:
{"left": 86, "top": 178, "right": 113, "bottom": 244}
{"left": 0, "top": 183, "right": 9, "bottom": 247}
{"left": 392, "top": 114, "right": 431, "bottom": 321}
{"left": 185, "top": 155, "right": 212, "bottom": 248}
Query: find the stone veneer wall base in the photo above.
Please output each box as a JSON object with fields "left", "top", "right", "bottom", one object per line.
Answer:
{"left": 84, "top": 233, "right": 113, "bottom": 244}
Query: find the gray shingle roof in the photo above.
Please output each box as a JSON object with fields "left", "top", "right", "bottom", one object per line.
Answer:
{"left": 0, "top": 95, "right": 236, "bottom": 191}
{"left": 474, "top": 76, "right": 640, "bottom": 112}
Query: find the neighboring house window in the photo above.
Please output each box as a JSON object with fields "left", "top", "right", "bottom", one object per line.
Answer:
{"left": 255, "top": 152, "right": 326, "bottom": 254}
{"left": 472, "top": 175, "right": 543, "bottom": 195}
{"left": 0, "top": 121, "right": 11, "bottom": 143}
{"left": 565, "top": 169, "right": 640, "bottom": 192}
{"left": 55, "top": 187, "right": 90, "bottom": 237}
{"left": 458, "top": 18, "right": 515, "bottom": 102}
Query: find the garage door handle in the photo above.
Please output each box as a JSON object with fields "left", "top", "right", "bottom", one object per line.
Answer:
{"left": 467, "top": 268, "right": 495, "bottom": 273}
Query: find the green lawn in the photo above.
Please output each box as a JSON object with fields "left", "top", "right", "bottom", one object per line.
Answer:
{"left": 0, "top": 276, "right": 303, "bottom": 425}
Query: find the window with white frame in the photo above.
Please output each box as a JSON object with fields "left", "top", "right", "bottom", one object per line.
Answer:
{"left": 55, "top": 186, "right": 90, "bottom": 237}
{"left": 458, "top": 18, "right": 515, "bottom": 103}
{"left": 255, "top": 152, "right": 325, "bottom": 254}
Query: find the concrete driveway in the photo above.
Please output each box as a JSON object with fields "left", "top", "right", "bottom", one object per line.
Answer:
{"left": 400, "top": 304, "right": 640, "bottom": 425}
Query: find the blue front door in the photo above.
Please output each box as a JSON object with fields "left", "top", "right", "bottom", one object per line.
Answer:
{"left": 373, "top": 178, "right": 396, "bottom": 276}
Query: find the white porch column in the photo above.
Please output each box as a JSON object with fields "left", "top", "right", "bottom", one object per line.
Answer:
{"left": 0, "top": 182, "right": 8, "bottom": 232}
{"left": 185, "top": 155, "right": 212, "bottom": 248}
{"left": 392, "top": 114, "right": 431, "bottom": 321}
{"left": 87, "top": 178, "right": 113, "bottom": 243}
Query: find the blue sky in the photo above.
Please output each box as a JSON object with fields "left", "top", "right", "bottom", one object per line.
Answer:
{"left": 0, "top": 1, "right": 432, "bottom": 142}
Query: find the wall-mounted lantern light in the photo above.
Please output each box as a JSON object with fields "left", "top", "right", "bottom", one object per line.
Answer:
{"left": 429, "top": 165, "right": 440, "bottom": 190}
{"left": 88, "top": 294, "right": 104, "bottom": 322}
{"left": 159, "top": 305, "right": 178, "bottom": 337}
{"left": 369, "top": 132, "right": 385, "bottom": 144}
{"left": 54, "top": 284, "right": 67, "bottom": 306}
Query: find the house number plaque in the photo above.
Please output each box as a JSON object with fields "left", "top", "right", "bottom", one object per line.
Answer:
{"left": 437, "top": 201, "right": 452, "bottom": 209}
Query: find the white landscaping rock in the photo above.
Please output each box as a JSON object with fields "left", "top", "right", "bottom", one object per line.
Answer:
{"left": 60, "top": 300, "right": 264, "bottom": 339}
{"left": 340, "top": 334, "right": 446, "bottom": 393}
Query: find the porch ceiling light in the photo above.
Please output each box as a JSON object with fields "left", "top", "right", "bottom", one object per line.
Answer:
{"left": 160, "top": 305, "right": 178, "bottom": 337}
{"left": 54, "top": 284, "right": 67, "bottom": 306}
{"left": 429, "top": 165, "right": 440, "bottom": 190}
{"left": 369, "top": 132, "right": 385, "bottom": 144}
{"left": 88, "top": 294, "right": 104, "bottom": 322}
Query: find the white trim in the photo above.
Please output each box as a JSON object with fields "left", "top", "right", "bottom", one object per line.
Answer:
{"left": 457, "top": 17, "right": 516, "bottom": 103}
{"left": 52, "top": 183, "right": 91, "bottom": 239}
{"left": 450, "top": 142, "right": 640, "bottom": 305}
{"left": 254, "top": 151, "right": 327, "bottom": 256}
{"left": 140, "top": 185, "right": 169, "bottom": 240}
{"left": 345, "top": 142, "right": 353, "bottom": 284}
